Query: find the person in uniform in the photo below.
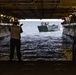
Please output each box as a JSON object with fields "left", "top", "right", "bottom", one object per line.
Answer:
{"left": 9, "top": 19, "right": 23, "bottom": 61}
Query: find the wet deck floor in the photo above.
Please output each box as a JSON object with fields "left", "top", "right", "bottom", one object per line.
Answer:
{"left": 0, "top": 35, "right": 73, "bottom": 61}
{"left": 0, "top": 35, "right": 75, "bottom": 75}
{"left": 0, "top": 61, "right": 76, "bottom": 75}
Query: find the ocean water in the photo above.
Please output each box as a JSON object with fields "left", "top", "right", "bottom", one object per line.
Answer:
{"left": 0, "top": 21, "right": 73, "bottom": 61}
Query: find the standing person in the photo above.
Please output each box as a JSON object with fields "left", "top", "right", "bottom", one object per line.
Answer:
{"left": 9, "top": 20, "right": 23, "bottom": 62}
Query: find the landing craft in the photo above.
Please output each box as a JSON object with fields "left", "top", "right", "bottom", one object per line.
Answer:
{"left": 38, "top": 22, "right": 60, "bottom": 32}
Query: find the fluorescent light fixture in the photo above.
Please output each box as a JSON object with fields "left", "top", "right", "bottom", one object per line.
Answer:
{"left": 19, "top": 19, "right": 64, "bottom": 22}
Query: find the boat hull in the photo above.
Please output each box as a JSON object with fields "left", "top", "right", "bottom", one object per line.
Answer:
{"left": 38, "top": 25, "right": 60, "bottom": 32}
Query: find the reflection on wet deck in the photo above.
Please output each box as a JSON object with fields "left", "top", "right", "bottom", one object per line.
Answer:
{"left": 0, "top": 35, "right": 73, "bottom": 61}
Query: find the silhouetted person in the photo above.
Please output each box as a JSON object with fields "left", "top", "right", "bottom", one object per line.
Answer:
{"left": 9, "top": 21, "right": 23, "bottom": 62}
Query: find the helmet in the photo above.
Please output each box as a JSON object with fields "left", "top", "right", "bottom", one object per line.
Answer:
{"left": 11, "top": 17, "right": 19, "bottom": 24}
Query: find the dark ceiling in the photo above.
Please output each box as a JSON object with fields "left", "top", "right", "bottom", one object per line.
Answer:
{"left": 0, "top": 0, "right": 76, "bottom": 19}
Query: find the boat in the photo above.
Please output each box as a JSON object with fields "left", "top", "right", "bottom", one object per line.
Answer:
{"left": 61, "top": 12, "right": 76, "bottom": 40}
{"left": 38, "top": 22, "right": 60, "bottom": 32}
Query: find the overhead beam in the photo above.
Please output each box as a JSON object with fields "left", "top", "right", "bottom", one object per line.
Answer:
{"left": 0, "top": 3, "right": 76, "bottom": 9}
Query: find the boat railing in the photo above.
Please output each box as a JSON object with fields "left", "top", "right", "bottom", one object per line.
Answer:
{"left": 0, "top": 23, "right": 13, "bottom": 26}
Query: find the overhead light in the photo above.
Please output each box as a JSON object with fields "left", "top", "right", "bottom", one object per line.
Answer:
{"left": 0, "top": 14, "right": 3, "bottom": 17}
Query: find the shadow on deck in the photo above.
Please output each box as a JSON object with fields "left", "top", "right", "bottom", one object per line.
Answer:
{"left": 0, "top": 61, "right": 76, "bottom": 75}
